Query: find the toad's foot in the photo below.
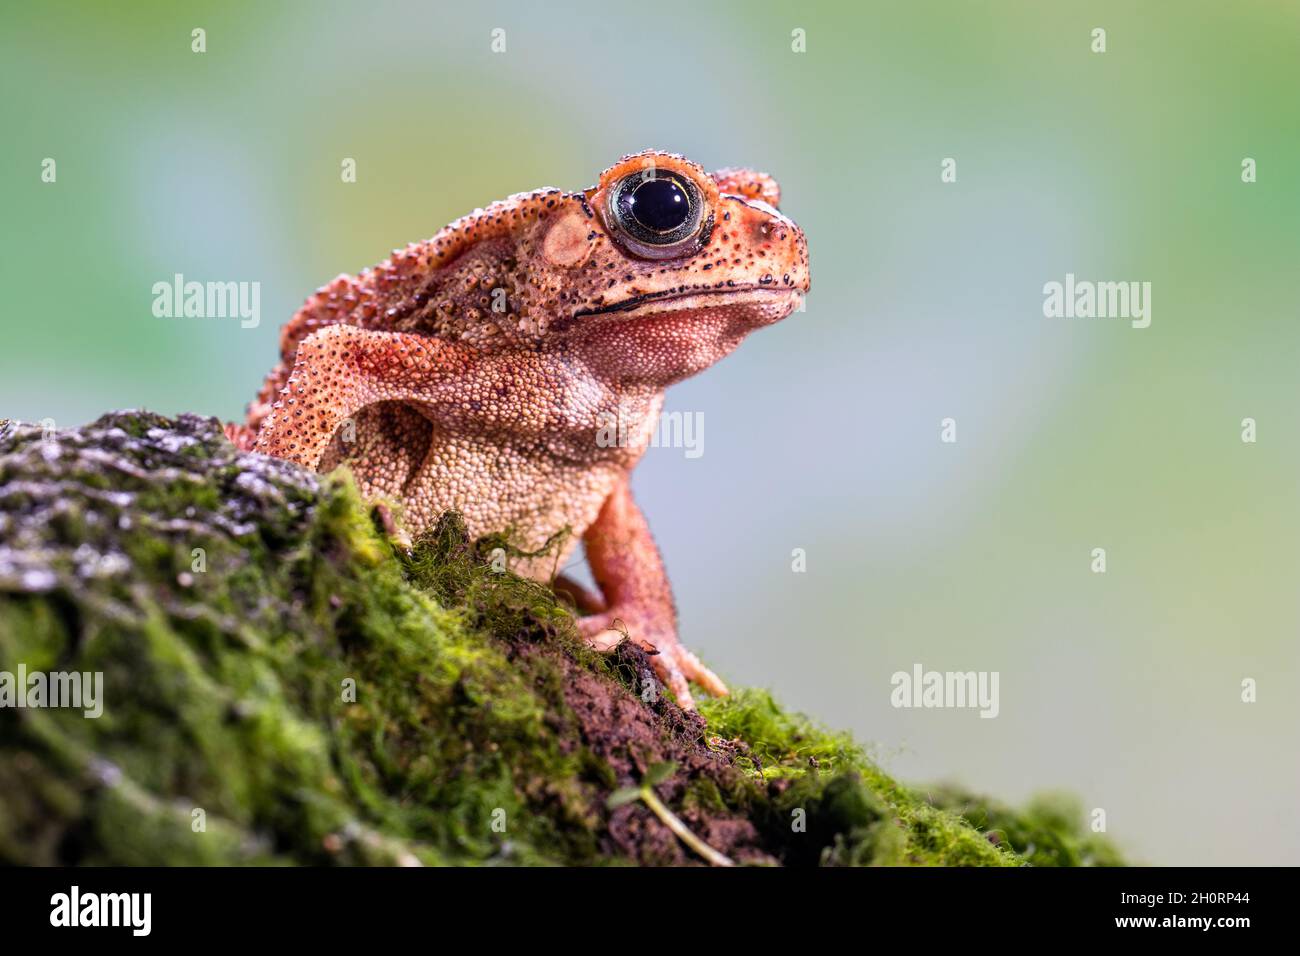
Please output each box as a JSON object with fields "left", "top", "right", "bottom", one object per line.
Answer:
{"left": 576, "top": 608, "right": 728, "bottom": 711}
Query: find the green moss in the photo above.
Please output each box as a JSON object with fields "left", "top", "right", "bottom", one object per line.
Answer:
{"left": 922, "top": 785, "right": 1127, "bottom": 867}
{"left": 699, "top": 690, "right": 1018, "bottom": 866}
{"left": 0, "top": 412, "right": 1123, "bottom": 867}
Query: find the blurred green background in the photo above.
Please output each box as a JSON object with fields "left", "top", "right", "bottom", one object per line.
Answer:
{"left": 3, "top": 0, "right": 1297, "bottom": 865}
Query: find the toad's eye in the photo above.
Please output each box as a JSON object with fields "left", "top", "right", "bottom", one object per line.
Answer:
{"left": 608, "top": 169, "right": 705, "bottom": 259}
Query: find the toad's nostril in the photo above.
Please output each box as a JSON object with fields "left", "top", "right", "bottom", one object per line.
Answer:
{"left": 751, "top": 218, "right": 778, "bottom": 244}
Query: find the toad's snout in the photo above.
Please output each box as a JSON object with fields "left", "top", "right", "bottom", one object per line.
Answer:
{"left": 717, "top": 195, "right": 810, "bottom": 297}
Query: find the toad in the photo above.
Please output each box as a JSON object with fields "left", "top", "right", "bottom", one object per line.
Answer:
{"left": 228, "top": 150, "right": 810, "bottom": 708}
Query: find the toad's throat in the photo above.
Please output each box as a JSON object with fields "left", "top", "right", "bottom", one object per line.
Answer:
{"left": 556, "top": 285, "right": 798, "bottom": 332}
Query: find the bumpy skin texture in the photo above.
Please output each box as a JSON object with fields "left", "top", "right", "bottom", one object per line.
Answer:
{"left": 232, "top": 150, "right": 810, "bottom": 708}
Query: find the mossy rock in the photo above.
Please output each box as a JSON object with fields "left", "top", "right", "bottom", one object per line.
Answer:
{"left": 0, "top": 411, "right": 1124, "bottom": 866}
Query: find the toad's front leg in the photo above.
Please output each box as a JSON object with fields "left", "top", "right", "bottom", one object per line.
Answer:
{"left": 252, "top": 324, "right": 472, "bottom": 469}
{"left": 577, "top": 476, "right": 728, "bottom": 711}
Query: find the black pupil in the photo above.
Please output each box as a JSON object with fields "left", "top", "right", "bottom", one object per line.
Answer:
{"left": 628, "top": 177, "right": 690, "bottom": 232}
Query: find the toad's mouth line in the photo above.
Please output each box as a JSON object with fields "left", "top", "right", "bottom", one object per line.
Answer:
{"left": 555, "top": 285, "right": 800, "bottom": 331}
